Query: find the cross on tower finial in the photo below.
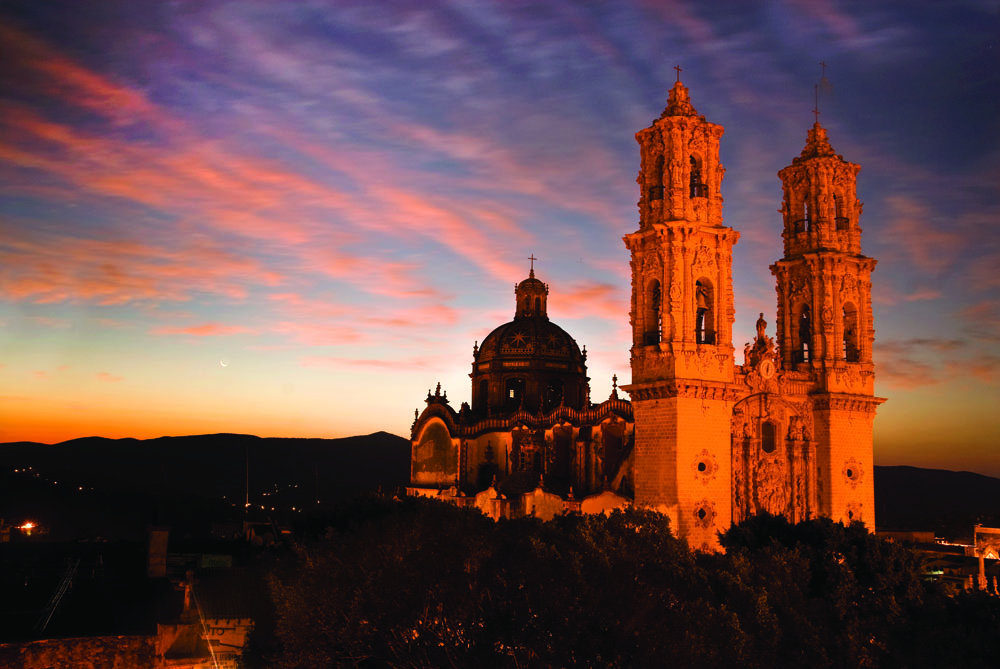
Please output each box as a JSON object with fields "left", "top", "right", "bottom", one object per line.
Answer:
{"left": 820, "top": 61, "right": 828, "bottom": 77}
{"left": 813, "top": 83, "right": 820, "bottom": 124}
{"left": 674, "top": 64, "right": 683, "bottom": 82}
{"left": 528, "top": 253, "right": 537, "bottom": 277}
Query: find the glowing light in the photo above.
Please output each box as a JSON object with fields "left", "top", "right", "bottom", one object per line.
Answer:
{"left": 20, "top": 522, "right": 34, "bottom": 530}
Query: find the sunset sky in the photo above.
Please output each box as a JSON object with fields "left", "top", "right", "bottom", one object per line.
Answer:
{"left": 1, "top": 1, "right": 998, "bottom": 475}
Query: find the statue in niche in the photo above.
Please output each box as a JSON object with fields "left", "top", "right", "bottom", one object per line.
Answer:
{"left": 787, "top": 415, "right": 804, "bottom": 441}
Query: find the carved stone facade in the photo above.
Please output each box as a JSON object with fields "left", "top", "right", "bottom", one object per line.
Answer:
{"left": 623, "top": 80, "right": 884, "bottom": 549}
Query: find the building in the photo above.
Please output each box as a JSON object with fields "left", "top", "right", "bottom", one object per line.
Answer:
{"left": 409, "top": 264, "right": 636, "bottom": 519}
{"left": 410, "top": 78, "right": 883, "bottom": 548}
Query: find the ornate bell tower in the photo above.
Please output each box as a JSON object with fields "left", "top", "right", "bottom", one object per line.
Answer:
{"left": 623, "top": 78, "right": 740, "bottom": 549}
{"left": 770, "top": 122, "right": 883, "bottom": 525}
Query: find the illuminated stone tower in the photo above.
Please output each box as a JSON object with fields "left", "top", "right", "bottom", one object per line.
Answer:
{"left": 622, "top": 80, "right": 741, "bottom": 550}
{"left": 770, "top": 122, "right": 883, "bottom": 525}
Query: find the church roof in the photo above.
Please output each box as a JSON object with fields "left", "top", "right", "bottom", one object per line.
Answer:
{"left": 477, "top": 316, "right": 583, "bottom": 364}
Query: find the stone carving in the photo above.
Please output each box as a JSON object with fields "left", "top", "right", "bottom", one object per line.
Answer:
{"left": 756, "top": 456, "right": 787, "bottom": 516}
{"left": 693, "top": 243, "right": 715, "bottom": 272}
{"left": 787, "top": 415, "right": 809, "bottom": 441}
{"left": 692, "top": 448, "right": 718, "bottom": 484}
{"left": 842, "top": 457, "right": 864, "bottom": 489}
{"left": 693, "top": 499, "right": 717, "bottom": 528}
{"left": 668, "top": 281, "right": 681, "bottom": 303}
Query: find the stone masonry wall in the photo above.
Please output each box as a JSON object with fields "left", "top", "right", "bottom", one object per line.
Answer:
{"left": 0, "top": 636, "right": 157, "bottom": 669}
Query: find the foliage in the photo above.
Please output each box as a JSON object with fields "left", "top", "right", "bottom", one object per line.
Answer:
{"left": 257, "top": 500, "right": 1000, "bottom": 668}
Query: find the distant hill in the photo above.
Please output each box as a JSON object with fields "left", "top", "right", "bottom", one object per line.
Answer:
{"left": 874, "top": 465, "right": 1000, "bottom": 538}
{"left": 0, "top": 432, "right": 411, "bottom": 540}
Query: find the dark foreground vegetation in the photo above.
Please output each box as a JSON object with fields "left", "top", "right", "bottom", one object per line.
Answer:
{"left": 252, "top": 497, "right": 1000, "bottom": 669}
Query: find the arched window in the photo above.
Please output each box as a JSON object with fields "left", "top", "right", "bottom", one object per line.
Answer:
{"left": 545, "top": 378, "right": 563, "bottom": 410}
{"left": 645, "top": 280, "right": 661, "bottom": 345}
{"left": 552, "top": 425, "right": 572, "bottom": 478}
{"left": 534, "top": 296, "right": 541, "bottom": 314}
{"left": 478, "top": 379, "right": 489, "bottom": 412}
{"left": 835, "top": 194, "right": 849, "bottom": 231}
{"left": 689, "top": 156, "right": 706, "bottom": 198}
{"left": 695, "top": 279, "right": 715, "bottom": 344}
{"left": 792, "top": 191, "right": 807, "bottom": 234}
{"left": 843, "top": 304, "right": 860, "bottom": 362}
{"left": 649, "top": 155, "right": 664, "bottom": 201}
{"left": 797, "top": 305, "right": 812, "bottom": 363}
{"left": 505, "top": 377, "right": 525, "bottom": 410}
{"left": 761, "top": 421, "right": 776, "bottom": 454}
{"left": 603, "top": 423, "right": 625, "bottom": 478}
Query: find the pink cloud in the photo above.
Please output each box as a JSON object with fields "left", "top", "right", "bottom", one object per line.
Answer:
{"left": 959, "top": 301, "right": 1000, "bottom": 342}
{"left": 151, "top": 323, "right": 253, "bottom": 337}
{"left": 97, "top": 372, "right": 123, "bottom": 383}
{"left": 30, "top": 316, "right": 72, "bottom": 328}
{"left": 875, "top": 338, "right": 999, "bottom": 389}
{"left": 300, "top": 356, "right": 435, "bottom": 370}
{"left": 0, "top": 24, "right": 165, "bottom": 126}
{"left": 884, "top": 195, "right": 965, "bottom": 276}
{"left": 550, "top": 280, "right": 626, "bottom": 321}
{"left": 272, "top": 321, "right": 362, "bottom": 346}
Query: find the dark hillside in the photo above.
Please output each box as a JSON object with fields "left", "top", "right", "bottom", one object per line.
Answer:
{"left": 0, "top": 432, "right": 410, "bottom": 540}
{"left": 874, "top": 465, "right": 1000, "bottom": 538}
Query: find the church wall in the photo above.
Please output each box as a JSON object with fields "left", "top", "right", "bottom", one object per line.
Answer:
{"left": 813, "top": 400, "right": 877, "bottom": 528}
{"left": 463, "top": 434, "right": 508, "bottom": 488}
{"left": 521, "top": 487, "right": 566, "bottom": 520}
{"left": 632, "top": 397, "right": 680, "bottom": 525}
{"left": 672, "top": 396, "right": 732, "bottom": 551}
{"left": 580, "top": 490, "right": 631, "bottom": 515}
{"left": 411, "top": 419, "right": 459, "bottom": 487}
{"left": 633, "top": 395, "right": 732, "bottom": 550}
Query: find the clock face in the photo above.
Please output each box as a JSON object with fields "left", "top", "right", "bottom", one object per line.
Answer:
{"left": 759, "top": 359, "right": 775, "bottom": 380}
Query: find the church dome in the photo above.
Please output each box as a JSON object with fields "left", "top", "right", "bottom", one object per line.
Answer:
{"left": 471, "top": 266, "right": 589, "bottom": 415}
{"left": 477, "top": 317, "right": 583, "bottom": 364}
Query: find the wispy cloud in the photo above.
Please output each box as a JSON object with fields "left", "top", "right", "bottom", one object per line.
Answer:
{"left": 151, "top": 323, "right": 253, "bottom": 337}
{"left": 97, "top": 372, "right": 123, "bottom": 383}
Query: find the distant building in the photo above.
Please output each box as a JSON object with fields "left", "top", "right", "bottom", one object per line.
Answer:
{"left": 411, "top": 79, "right": 883, "bottom": 549}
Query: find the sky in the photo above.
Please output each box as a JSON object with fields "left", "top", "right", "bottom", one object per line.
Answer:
{"left": 0, "top": 1, "right": 998, "bottom": 476}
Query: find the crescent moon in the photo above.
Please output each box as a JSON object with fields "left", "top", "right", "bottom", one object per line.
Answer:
{"left": 220, "top": 360, "right": 228, "bottom": 368}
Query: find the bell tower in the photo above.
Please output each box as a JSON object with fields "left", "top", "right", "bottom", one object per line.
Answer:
{"left": 623, "top": 78, "right": 740, "bottom": 549}
{"left": 770, "top": 122, "right": 883, "bottom": 526}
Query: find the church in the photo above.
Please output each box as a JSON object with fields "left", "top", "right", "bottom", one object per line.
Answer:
{"left": 408, "top": 77, "right": 884, "bottom": 550}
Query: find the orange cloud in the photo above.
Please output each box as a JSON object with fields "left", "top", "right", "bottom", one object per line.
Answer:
{"left": 97, "top": 372, "right": 124, "bottom": 383}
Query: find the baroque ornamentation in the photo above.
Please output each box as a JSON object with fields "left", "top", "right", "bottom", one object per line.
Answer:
{"left": 693, "top": 499, "right": 717, "bottom": 528}
{"left": 755, "top": 456, "right": 787, "bottom": 516}
{"left": 842, "top": 457, "right": 864, "bottom": 489}
{"left": 692, "top": 449, "right": 718, "bottom": 484}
